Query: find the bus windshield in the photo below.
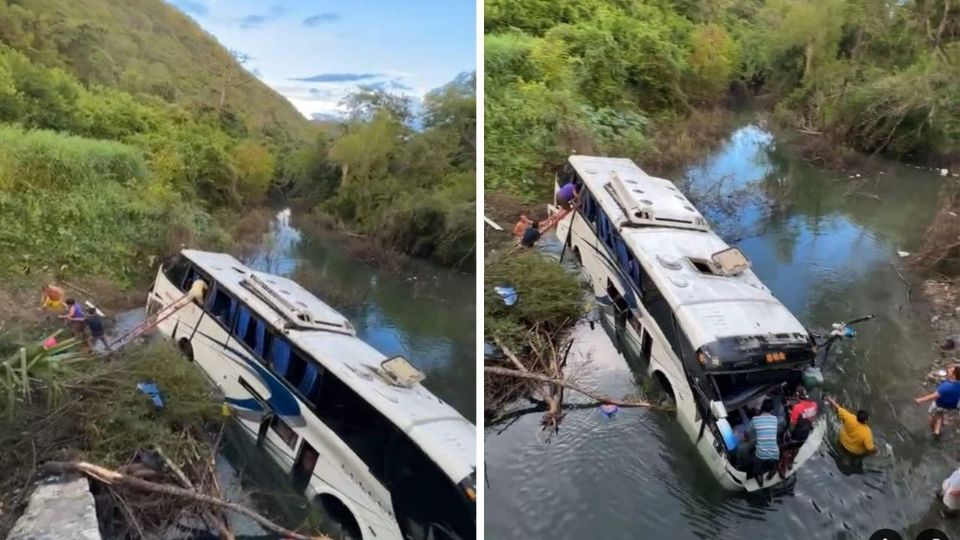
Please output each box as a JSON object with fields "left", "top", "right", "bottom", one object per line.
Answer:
{"left": 711, "top": 368, "right": 803, "bottom": 408}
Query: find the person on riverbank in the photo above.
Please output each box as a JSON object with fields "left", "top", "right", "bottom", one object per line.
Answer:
{"left": 915, "top": 365, "right": 960, "bottom": 438}
{"left": 60, "top": 298, "right": 86, "bottom": 340}
{"left": 84, "top": 306, "right": 111, "bottom": 352}
{"left": 748, "top": 399, "right": 780, "bottom": 485}
{"left": 38, "top": 283, "right": 66, "bottom": 314}
{"left": 519, "top": 221, "right": 541, "bottom": 248}
{"left": 513, "top": 214, "right": 534, "bottom": 237}
{"left": 556, "top": 182, "right": 578, "bottom": 209}
{"left": 825, "top": 396, "right": 876, "bottom": 456}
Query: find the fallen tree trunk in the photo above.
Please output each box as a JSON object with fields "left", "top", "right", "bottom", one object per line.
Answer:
{"left": 41, "top": 461, "right": 331, "bottom": 540}
{"left": 484, "top": 366, "right": 665, "bottom": 409}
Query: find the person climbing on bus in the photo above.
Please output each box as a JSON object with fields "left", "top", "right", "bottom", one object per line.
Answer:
{"left": 748, "top": 399, "right": 780, "bottom": 485}
{"left": 556, "top": 181, "right": 578, "bottom": 209}
{"left": 38, "top": 283, "right": 66, "bottom": 315}
{"left": 60, "top": 298, "right": 86, "bottom": 340}
{"left": 825, "top": 396, "right": 876, "bottom": 456}
{"left": 787, "top": 388, "right": 818, "bottom": 443}
{"left": 915, "top": 365, "right": 960, "bottom": 438}
{"left": 187, "top": 277, "right": 208, "bottom": 304}
{"left": 519, "top": 221, "right": 541, "bottom": 248}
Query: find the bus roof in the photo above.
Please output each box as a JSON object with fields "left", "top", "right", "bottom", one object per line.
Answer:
{"left": 181, "top": 249, "right": 476, "bottom": 482}
{"left": 568, "top": 155, "right": 707, "bottom": 230}
{"left": 566, "top": 157, "right": 808, "bottom": 348}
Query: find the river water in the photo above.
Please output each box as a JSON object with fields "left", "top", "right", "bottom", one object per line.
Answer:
{"left": 116, "top": 208, "right": 475, "bottom": 538}
{"left": 484, "top": 120, "right": 957, "bottom": 539}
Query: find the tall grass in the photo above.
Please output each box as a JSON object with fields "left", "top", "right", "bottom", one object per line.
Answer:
{"left": 0, "top": 125, "right": 228, "bottom": 285}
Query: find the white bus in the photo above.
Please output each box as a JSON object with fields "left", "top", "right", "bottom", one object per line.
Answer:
{"left": 146, "top": 249, "right": 476, "bottom": 539}
{"left": 551, "top": 155, "right": 826, "bottom": 492}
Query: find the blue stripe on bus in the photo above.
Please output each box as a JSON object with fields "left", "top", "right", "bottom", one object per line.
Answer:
{"left": 195, "top": 330, "right": 302, "bottom": 418}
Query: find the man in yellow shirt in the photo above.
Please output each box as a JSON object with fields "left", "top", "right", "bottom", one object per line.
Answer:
{"left": 825, "top": 396, "right": 877, "bottom": 456}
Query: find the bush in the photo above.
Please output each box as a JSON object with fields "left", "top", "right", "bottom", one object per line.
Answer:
{"left": 484, "top": 250, "right": 585, "bottom": 348}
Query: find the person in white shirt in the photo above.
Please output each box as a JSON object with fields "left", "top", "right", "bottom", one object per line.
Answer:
{"left": 940, "top": 467, "right": 960, "bottom": 515}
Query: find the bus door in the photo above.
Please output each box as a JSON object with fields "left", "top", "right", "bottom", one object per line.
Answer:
{"left": 606, "top": 280, "right": 644, "bottom": 362}
{"left": 238, "top": 375, "right": 300, "bottom": 470}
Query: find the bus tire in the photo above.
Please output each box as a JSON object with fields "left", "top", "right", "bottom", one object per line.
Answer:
{"left": 572, "top": 246, "right": 582, "bottom": 265}
{"left": 652, "top": 371, "right": 675, "bottom": 403}
{"left": 177, "top": 338, "right": 194, "bottom": 361}
{"left": 315, "top": 494, "right": 361, "bottom": 540}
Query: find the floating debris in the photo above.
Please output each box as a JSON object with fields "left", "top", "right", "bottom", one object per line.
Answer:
{"left": 136, "top": 381, "right": 165, "bottom": 408}
{"left": 599, "top": 403, "right": 619, "bottom": 418}
{"left": 494, "top": 285, "right": 518, "bottom": 306}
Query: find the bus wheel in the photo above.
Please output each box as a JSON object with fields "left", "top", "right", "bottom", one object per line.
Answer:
{"left": 177, "top": 338, "right": 194, "bottom": 361}
{"left": 652, "top": 371, "right": 675, "bottom": 403}
{"left": 315, "top": 494, "right": 361, "bottom": 540}
{"left": 573, "top": 246, "right": 582, "bottom": 265}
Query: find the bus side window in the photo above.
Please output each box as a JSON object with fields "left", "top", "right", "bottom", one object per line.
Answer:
{"left": 285, "top": 350, "right": 307, "bottom": 389}
{"left": 613, "top": 236, "right": 630, "bottom": 270}
{"left": 270, "top": 337, "right": 292, "bottom": 376}
{"left": 298, "top": 361, "right": 323, "bottom": 398}
{"left": 628, "top": 258, "right": 641, "bottom": 288}
{"left": 313, "top": 373, "right": 393, "bottom": 482}
{"left": 163, "top": 257, "right": 189, "bottom": 289}
{"left": 206, "top": 284, "right": 236, "bottom": 327}
{"left": 182, "top": 267, "right": 200, "bottom": 293}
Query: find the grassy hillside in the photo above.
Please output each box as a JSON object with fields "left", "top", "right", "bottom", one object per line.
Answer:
{"left": 0, "top": 0, "right": 312, "bottom": 144}
{"left": 0, "top": 0, "right": 317, "bottom": 287}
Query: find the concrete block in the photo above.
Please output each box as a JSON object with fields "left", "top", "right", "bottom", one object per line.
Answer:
{"left": 7, "top": 476, "right": 100, "bottom": 540}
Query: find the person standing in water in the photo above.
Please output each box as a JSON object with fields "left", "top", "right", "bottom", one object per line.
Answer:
{"left": 940, "top": 465, "right": 960, "bottom": 516}
{"left": 825, "top": 396, "right": 877, "bottom": 456}
{"left": 916, "top": 365, "right": 960, "bottom": 438}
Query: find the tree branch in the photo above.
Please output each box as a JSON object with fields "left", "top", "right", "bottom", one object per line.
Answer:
{"left": 484, "top": 366, "right": 666, "bottom": 409}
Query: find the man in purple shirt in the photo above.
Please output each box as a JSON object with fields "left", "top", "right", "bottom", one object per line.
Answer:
{"left": 557, "top": 182, "right": 578, "bottom": 208}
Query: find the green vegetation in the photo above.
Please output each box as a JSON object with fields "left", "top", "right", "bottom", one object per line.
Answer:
{"left": 0, "top": 0, "right": 310, "bottom": 143}
{"left": 0, "top": 337, "right": 223, "bottom": 537}
{"left": 289, "top": 73, "right": 477, "bottom": 268}
{"left": 484, "top": 251, "right": 585, "bottom": 349}
{"left": 485, "top": 0, "right": 960, "bottom": 200}
{"left": 0, "top": 0, "right": 473, "bottom": 282}
{"left": 0, "top": 0, "right": 317, "bottom": 286}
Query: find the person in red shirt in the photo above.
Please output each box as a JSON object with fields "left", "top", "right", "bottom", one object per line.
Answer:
{"left": 787, "top": 388, "right": 818, "bottom": 443}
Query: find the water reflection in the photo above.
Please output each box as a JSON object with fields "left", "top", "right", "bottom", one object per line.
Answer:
{"left": 238, "top": 209, "right": 476, "bottom": 420}
{"left": 485, "top": 120, "right": 950, "bottom": 539}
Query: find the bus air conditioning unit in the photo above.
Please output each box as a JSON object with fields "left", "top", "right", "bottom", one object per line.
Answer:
{"left": 242, "top": 274, "right": 355, "bottom": 335}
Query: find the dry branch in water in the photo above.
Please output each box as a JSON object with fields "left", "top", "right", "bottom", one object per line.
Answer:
{"left": 155, "top": 446, "right": 234, "bottom": 540}
{"left": 41, "top": 461, "right": 331, "bottom": 540}
{"left": 484, "top": 366, "right": 663, "bottom": 409}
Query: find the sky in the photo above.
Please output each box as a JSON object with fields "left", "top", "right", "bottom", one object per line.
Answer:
{"left": 166, "top": 0, "right": 475, "bottom": 120}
